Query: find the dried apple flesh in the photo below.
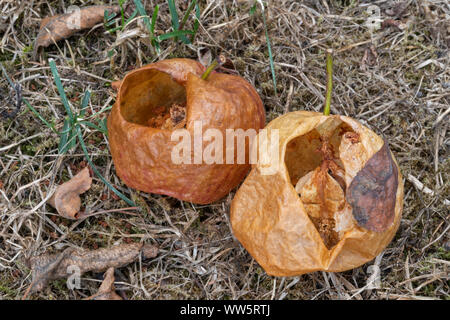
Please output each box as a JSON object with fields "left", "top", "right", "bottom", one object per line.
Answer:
{"left": 120, "top": 69, "right": 186, "bottom": 127}
{"left": 287, "top": 121, "right": 358, "bottom": 249}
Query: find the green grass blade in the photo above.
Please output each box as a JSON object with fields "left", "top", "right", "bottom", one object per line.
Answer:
{"left": 58, "top": 121, "right": 78, "bottom": 155}
{"left": 84, "top": 105, "right": 113, "bottom": 120}
{"left": 151, "top": 5, "right": 159, "bottom": 34}
{"left": 157, "top": 30, "right": 194, "bottom": 41}
{"left": 2, "top": 63, "right": 58, "bottom": 133}
{"left": 61, "top": 128, "right": 78, "bottom": 154}
{"left": 49, "top": 58, "right": 74, "bottom": 122}
{"left": 119, "top": 1, "right": 125, "bottom": 27}
{"left": 0, "top": 63, "right": 15, "bottom": 87}
{"left": 134, "top": 0, "right": 160, "bottom": 52}
{"left": 104, "top": 9, "right": 117, "bottom": 22}
{"left": 79, "top": 89, "right": 91, "bottom": 117}
{"left": 125, "top": 9, "right": 138, "bottom": 26}
{"left": 180, "top": 0, "right": 197, "bottom": 30}
{"left": 67, "top": 127, "right": 77, "bottom": 151}
{"left": 166, "top": 0, "right": 190, "bottom": 43}
{"left": 100, "top": 118, "right": 108, "bottom": 136}
{"left": 59, "top": 137, "right": 74, "bottom": 155}
{"left": 104, "top": 9, "right": 118, "bottom": 28}
{"left": 167, "top": 0, "right": 180, "bottom": 30}
{"left": 191, "top": 2, "right": 200, "bottom": 42}
{"left": 58, "top": 117, "right": 71, "bottom": 154}
{"left": 134, "top": 0, "right": 152, "bottom": 34}
{"left": 250, "top": 1, "right": 257, "bottom": 15}
{"left": 259, "top": 2, "right": 277, "bottom": 95}
{"left": 81, "top": 120, "right": 106, "bottom": 134}
{"left": 76, "top": 126, "right": 135, "bottom": 206}
{"left": 23, "top": 98, "right": 57, "bottom": 133}
{"left": 152, "top": 38, "right": 161, "bottom": 53}
{"left": 107, "top": 26, "right": 122, "bottom": 34}
{"left": 150, "top": 4, "right": 160, "bottom": 52}
{"left": 105, "top": 20, "right": 118, "bottom": 27}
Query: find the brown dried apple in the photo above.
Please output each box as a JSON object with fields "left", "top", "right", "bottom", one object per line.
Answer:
{"left": 230, "top": 111, "right": 403, "bottom": 276}
{"left": 107, "top": 58, "right": 265, "bottom": 204}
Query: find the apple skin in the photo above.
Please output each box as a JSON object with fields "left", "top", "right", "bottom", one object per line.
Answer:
{"left": 108, "top": 58, "right": 265, "bottom": 204}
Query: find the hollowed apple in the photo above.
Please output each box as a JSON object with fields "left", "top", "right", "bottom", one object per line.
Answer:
{"left": 107, "top": 58, "right": 265, "bottom": 204}
{"left": 230, "top": 111, "right": 403, "bottom": 276}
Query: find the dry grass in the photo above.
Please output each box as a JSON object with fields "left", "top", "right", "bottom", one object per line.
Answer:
{"left": 0, "top": 0, "right": 449, "bottom": 300}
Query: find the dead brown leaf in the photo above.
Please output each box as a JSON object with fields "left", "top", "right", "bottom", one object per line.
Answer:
{"left": 24, "top": 242, "right": 158, "bottom": 297}
{"left": 197, "top": 47, "right": 212, "bottom": 67}
{"left": 217, "top": 55, "right": 238, "bottom": 75}
{"left": 381, "top": 19, "right": 405, "bottom": 31}
{"left": 85, "top": 268, "right": 122, "bottom": 300}
{"left": 48, "top": 167, "right": 92, "bottom": 219}
{"left": 385, "top": 1, "right": 411, "bottom": 19}
{"left": 111, "top": 80, "right": 122, "bottom": 91}
{"left": 347, "top": 140, "right": 399, "bottom": 232}
{"left": 33, "top": 5, "right": 120, "bottom": 59}
{"left": 360, "top": 44, "right": 378, "bottom": 70}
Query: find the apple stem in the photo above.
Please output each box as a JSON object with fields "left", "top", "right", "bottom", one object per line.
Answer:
{"left": 323, "top": 49, "right": 333, "bottom": 116}
{"left": 201, "top": 55, "right": 226, "bottom": 80}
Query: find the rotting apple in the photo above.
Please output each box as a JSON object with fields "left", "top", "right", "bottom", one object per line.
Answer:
{"left": 107, "top": 58, "right": 265, "bottom": 204}
{"left": 230, "top": 51, "right": 404, "bottom": 276}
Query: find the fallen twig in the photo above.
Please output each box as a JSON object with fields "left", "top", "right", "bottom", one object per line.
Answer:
{"left": 407, "top": 174, "right": 450, "bottom": 206}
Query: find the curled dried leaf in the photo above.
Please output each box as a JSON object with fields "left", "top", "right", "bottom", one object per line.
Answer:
{"left": 85, "top": 268, "right": 122, "bottom": 300}
{"left": 48, "top": 167, "right": 92, "bottom": 219}
{"left": 33, "top": 5, "right": 120, "bottom": 59}
{"left": 197, "top": 47, "right": 212, "bottom": 67}
{"left": 381, "top": 19, "right": 405, "bottom": 31}
{"left": 361, "top": 45, "right": 378, "bottom": 70}
{"left": 25, "top": 242, "right": 158, "bottom": 295}
{"left": 111, "top": 80, "right": 122, "bottom": 91}
{"left": 347, "top": 140, "right": 398, "bottom": 232}
{"left": 385, "top": 1, "right": 410, "bottom": 19}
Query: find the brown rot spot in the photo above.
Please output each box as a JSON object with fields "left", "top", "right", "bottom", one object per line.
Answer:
{"left": 343, "top": 132, "right": 360, "bottom": 144}
{"left": 347, "top": 140, "right": 398, "bottom": 232}
{"left": 146, "top": 103, "right": 187, "bottom": 130}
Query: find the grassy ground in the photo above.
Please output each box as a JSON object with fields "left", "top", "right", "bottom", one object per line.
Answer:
{"left": 0, "top": 0, "right": 449, "bottom": 300}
